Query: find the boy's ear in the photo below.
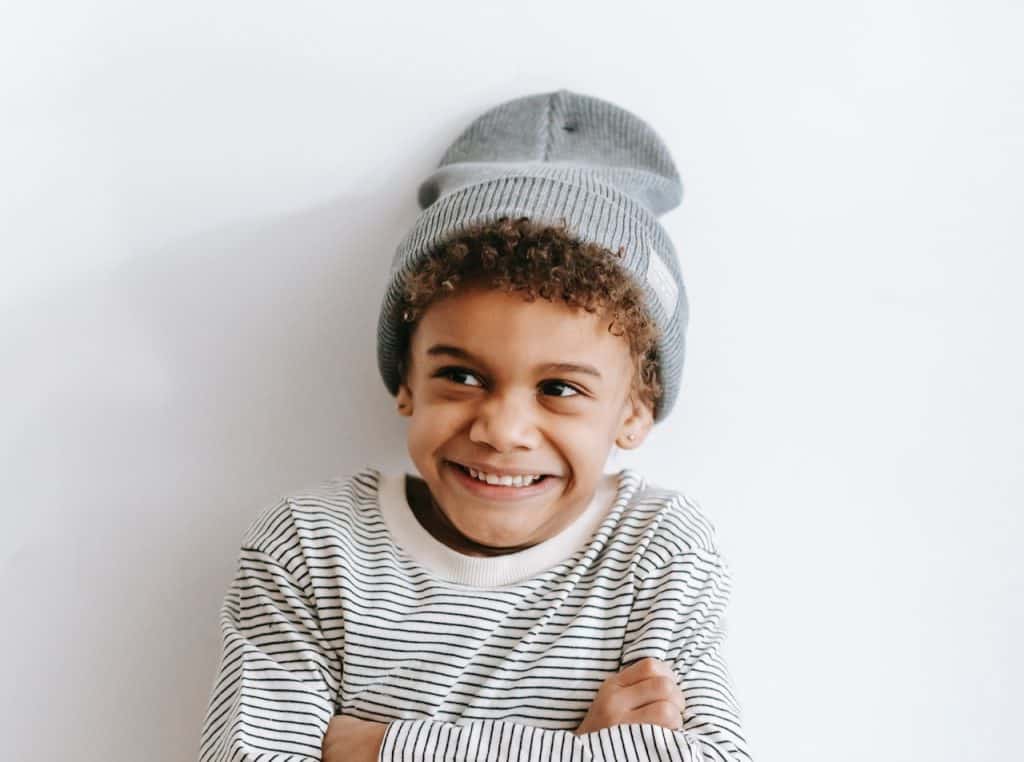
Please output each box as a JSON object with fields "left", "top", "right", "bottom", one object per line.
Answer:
{"left": 396, "top": 383, "right": 413, "bottom": 416}
{"left": 395, "top": 350, "right": 414, "bottom": 416}
{"left": 615, "top": 393, "right": 654, "bottom": 449}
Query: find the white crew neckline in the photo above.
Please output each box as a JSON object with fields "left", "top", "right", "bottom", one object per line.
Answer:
{"left": 375, "top": 471, "right": 622, "bottom": 588}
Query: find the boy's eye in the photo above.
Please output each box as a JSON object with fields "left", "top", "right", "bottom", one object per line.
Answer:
{"left": 540, "top": 380, "right": 581, "bottom": 398}
{"left": 436, "top": 367, "right": 484, "bottom": 387}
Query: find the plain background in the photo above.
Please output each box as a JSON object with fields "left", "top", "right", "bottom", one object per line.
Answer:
{"left": 2, "top": 1, "right": 1021, "bottom": 760}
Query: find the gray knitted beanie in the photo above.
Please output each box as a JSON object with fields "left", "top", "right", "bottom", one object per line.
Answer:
{"left": 376, "top": 88, "right": 688, "bottom": 421}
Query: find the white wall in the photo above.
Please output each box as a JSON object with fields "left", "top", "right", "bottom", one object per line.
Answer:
{"left": 2, "top": 2, "right": 1021, "bottom": 759}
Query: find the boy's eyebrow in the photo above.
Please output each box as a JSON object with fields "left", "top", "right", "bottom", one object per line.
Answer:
{"left": 426, "top": 344, "right": 603, "bottom": 379}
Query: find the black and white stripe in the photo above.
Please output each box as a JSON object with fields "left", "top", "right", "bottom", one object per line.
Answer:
{"left": 198, "top": 467, "right": 752, "bottom": 761}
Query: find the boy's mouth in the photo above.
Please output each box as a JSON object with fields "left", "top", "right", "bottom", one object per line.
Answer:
{"left": 444, "top": 459, "right": 556, "bottom": 495}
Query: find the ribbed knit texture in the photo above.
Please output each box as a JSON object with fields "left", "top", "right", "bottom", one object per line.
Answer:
{"left": 376, "top": 89, "right": 689, "bottom": 421}
{"left": 197, "top": 467, "right": 751, "bottom": 761}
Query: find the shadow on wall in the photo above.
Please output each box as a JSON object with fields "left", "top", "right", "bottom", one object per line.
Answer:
{"left": 3, "top": 179, "right": 417, "bottom": 759}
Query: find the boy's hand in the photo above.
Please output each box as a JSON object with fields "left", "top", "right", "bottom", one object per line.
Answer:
{"left": 575, "top": 657, "right": 686, "bottom": 735}
{"left": 322, "top": 715, "right": 388, "bottom": 762}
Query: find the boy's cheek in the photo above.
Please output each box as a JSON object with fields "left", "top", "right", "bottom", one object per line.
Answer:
{"left": 408, "top": 399, "right": 477, "bottom": 434}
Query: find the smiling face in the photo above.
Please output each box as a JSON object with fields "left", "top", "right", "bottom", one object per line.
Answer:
{"left": 396, "top": 283, "right": 654, "bottom": 553}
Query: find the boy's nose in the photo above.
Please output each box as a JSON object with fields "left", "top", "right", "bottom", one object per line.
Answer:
{"left": 469, "top": 393, "right": 540, "bottom": 452}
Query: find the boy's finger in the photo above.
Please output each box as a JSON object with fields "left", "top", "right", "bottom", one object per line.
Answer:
{"left": 619, "top": 675, "right": 685, "bottom": 711}
{"left": 616, "top": 657, "right": 674, "bottom": 687}
{"left": 624, "top": 700, "right": 684, "bottom": 731}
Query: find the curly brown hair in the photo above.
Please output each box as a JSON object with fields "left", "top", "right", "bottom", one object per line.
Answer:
{"left": 397, "top": 215, "right": 662, "bottom": 412}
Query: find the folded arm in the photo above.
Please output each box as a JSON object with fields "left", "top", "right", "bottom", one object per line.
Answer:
{"left": 378, "top": 714, "right": 741, "bottom": 761}
{"left": 198, "top": 531, "right": 341, "bottom": 761}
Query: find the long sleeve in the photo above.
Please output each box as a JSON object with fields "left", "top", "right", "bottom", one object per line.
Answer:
{"left": 379, "top": 717, "right": 738, "bottom": 761}
{"left": 619, "top": 524, "right": 752, "bottom": 762}
{"left": 198, "top": 503, "right": 342, "bottom": 761}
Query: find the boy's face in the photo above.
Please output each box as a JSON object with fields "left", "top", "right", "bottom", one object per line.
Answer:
{"left": 396, "top": 284, "right": 654, "bottom": 552}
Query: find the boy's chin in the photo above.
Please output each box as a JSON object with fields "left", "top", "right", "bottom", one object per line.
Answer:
{"left": 451, "top": 516, "right": 549, "bottom": 551}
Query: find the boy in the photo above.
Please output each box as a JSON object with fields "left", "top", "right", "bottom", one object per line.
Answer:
{"left": 199, "top": 89, "right": 752, "bottom": 761}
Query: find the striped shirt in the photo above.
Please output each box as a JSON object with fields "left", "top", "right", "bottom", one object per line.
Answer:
{"left": 198, "top": 466, "right": 752, "bottom": 761}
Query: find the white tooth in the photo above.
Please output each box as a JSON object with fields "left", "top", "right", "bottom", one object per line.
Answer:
{"left": 467, "top": 470, "right": 543, "bottom": 487}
